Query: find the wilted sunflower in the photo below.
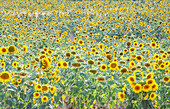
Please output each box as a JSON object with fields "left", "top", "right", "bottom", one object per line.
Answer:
{"left": 118, "top": 92, "right": 125, "bottom": 101}
{"left": 89, "top": 69, "right": 97, "bottom": 74}
{"left": 106, "top": 54, "right": 112, "bottom": 60}
{"left": 149, "top": 92, "right": 157, "bottom": 100}
{"left": 100, "top": 64, "right": 107, "bottom": 71}
{"left": 33, "top": 92, "right": 40, "bottom": 99}
{"left": 0, "top": 47, "right": 8, "bottom": 55}
{"left": 87, "top": 60, "right": 94, "bottom": 65}
{"left": 136, "top": 55, "right": 143, "bottom": 62}
{"left": 8, "top": 45, "right": 16, "bottom": 54}
{"left": 65, "top": 52, "right": 71, "bottom": 58}
{"left": 0, "top": 71, "right": 11, "bottom": 83}
{"left": 72, "top": 63, "right": 81, "bottom": 68}
{"left": 120, "top": 67, "right": 128, "bottom": 73}
{"left": 144, "top": 63, "right": 151, "bottom": 67}
{"left": 42, "top": 85, "right": 49, "bottom": 93}
{"left": 97, "top": 77, "right": 105, "bottom": 82}
{"left": 143, "top": 84, "right": 151, "bottom": 92}
{"left": 41, "top": 96, "right": 49, "bottom": 102}
{"left": 163, "top": 77, "right": 169, "bottom": 83}
{"left": 133, "top": 84, "right": 142, "bottom": 93}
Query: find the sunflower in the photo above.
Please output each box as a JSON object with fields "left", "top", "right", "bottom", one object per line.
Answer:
{"left": 98, "top": 44, "right": 103, "bottom": 50}
{"left": 23, "top": 45, "right": 28, "bottom": 53}
{"left": 159, "top": 63, "right": 165, "bottom": 69}
{"left": 47, "top": 50, "right": 53, "bottom": 55}
{"left": 8, "top": 45, "right": 16, "bottom": 54}
{"left": 12, "top": 62, "right": 19, "bottom": 68}
{"left": 17, "top": 78, "right": 22, "bottom": 83}
{"left": 41, "top": 96, "right": 49, "bottom": 102}
{"left": 62, "top": 61, "right": 68, "bottom": 69}
{"left": 129, "top": 60, "right": 135, "bottom": 67}
{"left": 118, "top": 92, "right": 125, "bottom": 101}
{"left": 50, "top": 86, "right": 56, "bottom": 94}
{"left": 57, "top": 62, "right": 62, "bottom": 68}
{"left": 0, "top": 71, "right": 11, "bottom": 83}
{"left": 146, "top": 72, "right": 154, "bottom": 79}
{"left": 136, "top": 55, "right": 143, "bottom": 62}
{"left": 33, "top": 92, "right": 40, "bottom": 99}
{"left": 78, "top": 39, "right": 84, "bottom": 46}
{"left": 65, "top": 52, "right": 71, "bottom": 58}
{"left": 100, "top": 64, "right": 107, "bottom": 71}
{"left": 42, "top": 85, "right": 49, "bottom": 93}
{"left": 1, "top": 62, "right": 5, "bottom": 67}
{"left": 133, "top": 84, "right": 142, "bottom": 93}
{"left": 41, "top": 58, "right": 51, "bottom": 70}
{"left": 54, "top": 76, "right": 60, "bottom": 83}
{"left": 109, "top": 62, "right": 118, "bottom": 70}
{"left": 150, "top": 42, "right": 156, "bottom": 48}
{"left": 35, "top": 84, "right": 42, "bottom": 91}
{"left": 143, "top": 84, "right": 151, "bottom": 92}
{"left": 0, "top": 47, "right": 8, "bottom": 55}
{"left": 123, "top": 48, "right": 128, "bottom": 53}
{"left": 91, "top": 48, "right": 96, "bottom": 53}
{"left": 149, "top": 92, "right": 157, "bottom": 100}
{"left": 139, "top": 43, "right": 144, "bottom": 49}
{"left": 151, "top": 83, "right": 158, "bottom": 91}
{"left": 129, "top": 47, "right": 136, "bottom": 53}
{"left": 163, "top": 77, "right": 169, "bottom": 83}
{"left": 127, "top": 76, "right": 136, "bottom": 84}
{"left": 120, "top": 67, "right": 128, "bottom": 73}
{"left": 70, "top": 46, "right": 76, "bottom": 50}
{"left": 146, "top": 79, "right": 155, "bottom": 85}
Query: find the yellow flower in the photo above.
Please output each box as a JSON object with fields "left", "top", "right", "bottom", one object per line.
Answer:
{"left": 149, "top": 92, "right": 157, "bottom": 100}
{"left": 144, "top": 93, "right": 148, "bottom": 100}
{"left": 0, "top": 71, "right": 11, "bottom": 83}
{"left": 8, "top": 45, "right": 16, "bottom": 54}
{"left": 146, "top": 79, "right": 155, "bottom": 85}
{"left": 143, "top": 84, "right": 151, "bottom": 92}
{"left": 23, "top": 45, "right": 28, "bottom": 53}
{"left": 127, "top": 76, "right": 136, "bottom": 84}
{"left": 133, "top": 84, "right": 142, "bottom": 93}
{"left": 1, "top": 62, "right": 6, "bottom": 67}
{"left": 50, "top": 86, "right": 56, "bottom": 94}
{"left": 163, "top": 77, "right": 169, "bottom": 83}
{"left": 151, "top": 83, "right": 158, "bottom": 91}
{"left": 109, "top": 62, "right": 118, "bottom": 70}
{"left": 78, "top": 39, "right": 84, "bottom": 46}
{"left": 136, "top": 55, "right": 143, "bottom": 62}
{"left": 118, "top": 92, "right": 125, "bottom": 101}
{"left": 33, "top": 92, "right": 40, "bottom": 99}
{"left": 41, "top": 96, "right": 49, "bottom": 102}
{"left": 0, "top": 47, "right": 8, "bottom": 55}
{"left": 62, "top": 61, "right": 68, "bottom": 69}
{"left": 100, "top": 64, "right": 107, "bottom": 71}
{"left": 17, "top": 78, "right": 22, "bottom": 83}
{"left": 54, "top": 76, "right": 60, "bottom": 83}
{"left": 12, "top": 62, "right": 19, "bottom": 68}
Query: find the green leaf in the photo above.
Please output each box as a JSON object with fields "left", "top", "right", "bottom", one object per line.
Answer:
{"left": 6, "top": 99, "right": 15, "bottom": 107}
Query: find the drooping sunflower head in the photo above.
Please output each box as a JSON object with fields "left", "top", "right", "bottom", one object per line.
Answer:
{"left": 8, "top": 45, "right": 16, "bottom": 54}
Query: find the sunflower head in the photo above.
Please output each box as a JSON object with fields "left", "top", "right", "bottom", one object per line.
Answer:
{"left": 118, "top": 92, "right": 125, "bottom": 101}
{"left": 0, "top": 71, "right": 11, "bottom": 83}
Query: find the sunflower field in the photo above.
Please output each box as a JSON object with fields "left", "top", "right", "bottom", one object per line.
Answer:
{"left": 0, "top": 0, "right": 170, "bottom": 109}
